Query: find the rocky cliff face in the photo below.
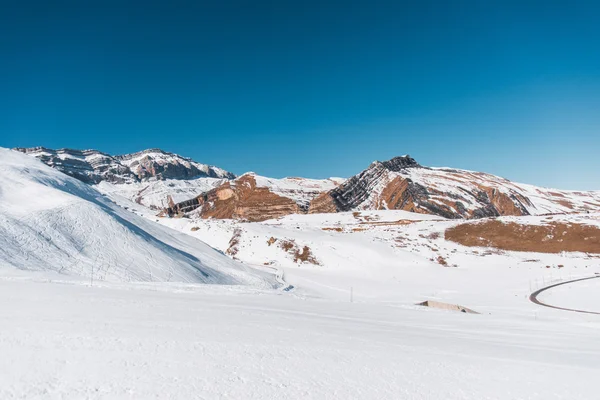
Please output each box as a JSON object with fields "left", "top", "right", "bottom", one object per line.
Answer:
{"left": 163, "top": 173, "right": 342, "bottom": 222}
{"left": 309, "top": 156, "right": 600, "bottom": 218}
{"left": 164, "top": 175, "right": 301, "bottom": 221}
{"left": 14, "top": 147, "right": 235, "bottom": 184}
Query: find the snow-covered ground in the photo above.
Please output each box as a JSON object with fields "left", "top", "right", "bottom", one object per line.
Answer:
{"left": 2, "top": 147, "right": 600, "bottom": 399}
{"left": 154, "top": 210, "right": 600, "bottom": 310}
{"left": 1, "top": 269, "right": 599, "bottom": 400}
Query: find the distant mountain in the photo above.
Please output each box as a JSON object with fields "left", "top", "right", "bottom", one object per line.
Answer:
{"left": 309, "top": 156, "right": 600, "bottom": 218}
{"left": 16, "top": 147, "right": 600, "bottom": 220}
{"left": 14, "top": 147, "right": 235, "bottom": 184}
{"left": 15, "top": 147, "right": 235, "bottom": 209}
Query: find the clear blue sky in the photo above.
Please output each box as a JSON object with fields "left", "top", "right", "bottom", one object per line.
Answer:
{"left": 1, "top": 1, "right": 599, "bottom": 189}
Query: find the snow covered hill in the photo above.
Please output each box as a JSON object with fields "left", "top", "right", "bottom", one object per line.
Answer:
{"left": 310, "top": 155, "right": 600, "bottom": 218}
{"left": 15, "top": 147, "right": 236, "bottom": 209}
{"left": 0, "top": 148, "right": 276, "bottom": 287}
{"left": 15, "top": 147, "right": 235, "bottom": 183}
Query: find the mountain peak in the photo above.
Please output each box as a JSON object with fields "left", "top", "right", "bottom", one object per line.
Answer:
{"left": 372, "top": 155, "right": 421, "bottom": 171}
{"left": 116, "top": 148, "right": 170, "bottom": 159}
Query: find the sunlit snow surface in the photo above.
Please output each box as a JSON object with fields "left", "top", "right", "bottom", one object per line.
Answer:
{"left": 0, "top": 148, "right": 275, "bottom": 287}
{"left": 1, "top": 269, "right": 599, "bottom": 400}
{"left": 2, "top": 148, "right": 600, "bottom": 399}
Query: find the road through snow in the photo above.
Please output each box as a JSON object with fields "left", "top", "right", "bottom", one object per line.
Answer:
{"left": 530, "top": 275, "right": 600, "bottom": 315}
{"left": 1, "top": 271, "right": 600, "bottom": 400}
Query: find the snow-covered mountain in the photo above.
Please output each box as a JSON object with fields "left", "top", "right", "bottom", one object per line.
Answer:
{"left": 15, "top": 147, "right": 235, "bottom": 209}
{"left": 165, "top": 155, "right": 600, "bottom": 221}
{"left": 14, "top": 147, "right": 235, "bottom": 183}
{"left": 0, "top": 148, "right": 275, "bottom": 287}
{"left": 310, "top": 155, "right": 600, "bottom": 218}
{"left": 16, "top": 148, "right": 600, "bottom": 220}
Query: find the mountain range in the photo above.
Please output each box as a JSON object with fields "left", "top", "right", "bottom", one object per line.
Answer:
{"left": 16, "top": 146, "right": 600, "bottom": 221}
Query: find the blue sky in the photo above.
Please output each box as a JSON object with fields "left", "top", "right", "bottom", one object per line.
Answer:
{"left": 1, "top": 1, "right": 599, "bottom": 189}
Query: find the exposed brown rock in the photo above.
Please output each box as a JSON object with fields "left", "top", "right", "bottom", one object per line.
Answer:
{"left": 475, "top": 186, "right": 531, "bottom": 217}
{"left": 268, "top": 238, "right": 320, "bottom": 264}
{"left": 279, "top": 240, "right": 319, "bottom": 264}
{"left": 557, "top": 200, "right": 574, "bottom": 210}
{"left": 445, "top": 220, "right": 600, "bottom": 253}
{"left": 166, "top": 175, "right": 301, "bottom": 222}
{"left": 435, "top": 256, "right": 448, "bottom": 266}
{"left": 308, "top": 192, "right": 338, "bottom": 214}
{"left": 226, "top": 228, "right": 243, "bottom": 257}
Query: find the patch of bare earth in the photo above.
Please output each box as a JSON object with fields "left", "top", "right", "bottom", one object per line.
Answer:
{"left": 226, "top": 228, "right": 243, "bottom": 257}
{"left": 445, "top": 220, "right": 600, "bottom": 253}
{"left": 267, "top": 237, "right": 320, "bottom": 265}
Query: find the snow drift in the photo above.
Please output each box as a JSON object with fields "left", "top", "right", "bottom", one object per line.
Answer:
{"left": 0, "top": 148, "right": 276, "bottom": 287}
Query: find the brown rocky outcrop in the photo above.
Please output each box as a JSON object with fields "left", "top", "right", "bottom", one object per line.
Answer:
{"left": 165, "top": 175, "right": 302, "bottom": 222}
{"left": 308, "top": 192, "right": 338, "bottom": 214}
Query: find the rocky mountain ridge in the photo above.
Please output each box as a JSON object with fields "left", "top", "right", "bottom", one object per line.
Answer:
{"left": 167, "top": 155, "right": 600, "bottom": 221}
{"left": 163, "top": 173, "right": 343, "bottom": 221}
{"left": 14, "top": 147, "right": 235, "bottom": 184}
{"left": 15, "top": 147, "right": 600, "bottom": 221}
{"left": 310, "top": 155, "right": 600, "bottom": 218}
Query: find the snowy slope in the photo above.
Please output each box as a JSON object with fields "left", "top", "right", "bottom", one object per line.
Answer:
{"left": 3, "top": 150, "right": 600, "bottom": 399}
{"left": 3, "top": 206, "right": 599, "bottom": 399}
{"left": 155, "top": 208, "right": 600, "bottom": 311}
{"left": 96, "top": 177, "right": 225, "bottom": 210}
{"left": 0, "top": 148, "right": 276, "bottom": 287}
{"left": 249, "top": 173, "right": 344, "bottom": 208}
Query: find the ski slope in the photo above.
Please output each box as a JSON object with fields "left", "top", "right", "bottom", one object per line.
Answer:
{"left": 0, "top": 148, "right": 276, "bottom": 287}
